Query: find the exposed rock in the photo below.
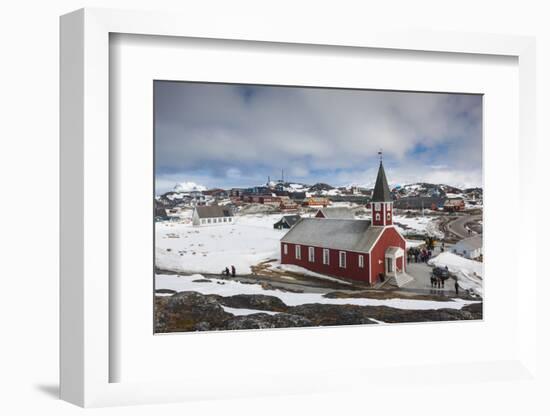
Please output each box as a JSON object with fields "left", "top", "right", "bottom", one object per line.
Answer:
{"left": 460, "top": 302, "right": 482, "bottom": 318}
{"left": 192, "top": 278, "right": 212, "bottom": 283}
{"left": 288, "top": 304, "right": 377, "bottom": 326}
{"left": 224, "top": 313, "right": 313, "bottom": 330}
{"left": 155, "top": 291, "right": 230, "bottom": 333}
{"left": 220, "top": 294, "right": 289, "bottom": 312}
{"left": 155, "top": 290, "right": 482, "bottom": 333}
{"left": 334, "top": 304, "right": 481, "bottom": 323}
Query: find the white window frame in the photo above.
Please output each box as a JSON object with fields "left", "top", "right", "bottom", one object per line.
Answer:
{"left": 295, "top": 245, "right": 301, "bottom": 260}
{"left": 308, "top": 247, "right": 315, "bottom": 263}
{"left": 339, "top": 251, "right": 346, "bottom": 268}
{"left": 323, "top": 248, "right": 330, "bottom": 265}
{"left": 283, "top": 244, "right": 288, "bottom": 255}
{"left": 375, "top": 213, "right": 380, "bottom": 221}
{"left": 358, "top": 255, "right": 364, "bottom": 268}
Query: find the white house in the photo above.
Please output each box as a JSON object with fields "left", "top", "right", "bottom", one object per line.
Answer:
{"left": 192, "top": 205, "right": 234, "bottom": 226}
{"left": 451, "top": 235, "right": 482, "bottom": 259}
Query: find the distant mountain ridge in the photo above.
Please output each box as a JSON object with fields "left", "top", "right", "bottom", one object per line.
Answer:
{"left": 157, "top": 180, "right": 482, "bottom": 202}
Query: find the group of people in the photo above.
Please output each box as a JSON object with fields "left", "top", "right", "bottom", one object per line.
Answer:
{"left": 407, "top": 247, "right": 432, "bottom": 264}
{"left": 430, "top": 273, "right": 460, "bottom": 295}
{"left": 222, "top": 265, "right": 236, "bottom": 278}
{"left": 430, "top": 275, "right": 446, "bottom": 289}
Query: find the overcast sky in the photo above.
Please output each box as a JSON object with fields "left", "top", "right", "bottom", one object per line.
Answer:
{"left": 154, "top": 81, "right": 482, "bottom": 194}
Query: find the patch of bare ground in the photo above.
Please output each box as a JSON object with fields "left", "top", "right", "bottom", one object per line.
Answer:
{"left": 251, "top": 259, "right": 365, "bottom": 290}
{"left": 323, "top": 290, "right": 465, "bottom": 302}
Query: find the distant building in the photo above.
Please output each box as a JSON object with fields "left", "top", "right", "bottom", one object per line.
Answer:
{"left": 281, "top": 160, "right": 411, "bottom": 286}
{"left": 273, "top": 215, "right": 301, "bottom": 230}
{"left": 303, "top": 197, "right": 330, "bottom": 208}
{"left": 202, "top": 188, "right": 228, "bottom": 198}
{"left": 315, "top": 207, "right": 354, "bottom": 219}
{"left": 229, "top": 188, "right": 246, "bottom": 198}
{"left": 393, "top": 196, "right": 444, "bottom": 210}
{"left": 244, "top": 195, "right": 280, "bottom": 205}
{"left": 444, "top": 198, "right": 465, "bottom": 212}
{"left": 289, "top": 191, "right": 307, "bottom": 201}
{"left": 451, "top": 235, "right": 482, "bottom": 259}
{"left": 192, "top": 206, "right": 234, "bottom": 226}
{"left": 279, "top": 196, "right": 299, "bottom": 211}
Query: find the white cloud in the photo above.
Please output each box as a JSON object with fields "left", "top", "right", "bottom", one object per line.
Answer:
{"left": 155, "top": 82, "right": 482, "bottom": 190}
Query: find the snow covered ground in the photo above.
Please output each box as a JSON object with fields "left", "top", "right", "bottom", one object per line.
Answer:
{"left": 156, "top": 214, "right": 285, "bottom": 274}
{"left": 156, "top": 211, "right": 438, "bottom": 276}
{"left": 221, "top": 306, "right": 280, "bottom": 316}
{"left": 155, "top": 273, "right": 478, "bottom": 310}
{"left": 428, "top": 252, "right": 483, "bottom": 296}
{"left": 393, "top": 214, "right": 444, "bottom": 238}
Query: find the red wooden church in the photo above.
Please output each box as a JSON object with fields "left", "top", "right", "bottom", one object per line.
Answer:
{"left": 281, "top": 160, "right": 411, "bottom": 286}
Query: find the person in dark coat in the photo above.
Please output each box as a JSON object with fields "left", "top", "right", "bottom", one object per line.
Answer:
{"left": 455, "top": 280, "right": 459, "bottom": 295}
{"left": 224, "top": 267, "right": 230, "bottom": 277}
{"left": 231, "top": 265, "right": 236, "bottom": 277}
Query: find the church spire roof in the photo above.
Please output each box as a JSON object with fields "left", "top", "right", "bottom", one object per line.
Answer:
{"left": 371, "top": 160, "right": 392, "bottom": 202}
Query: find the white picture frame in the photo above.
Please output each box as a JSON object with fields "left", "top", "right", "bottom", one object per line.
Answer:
{"left": 60, "top": 8, "right": 537, "bottom": 408}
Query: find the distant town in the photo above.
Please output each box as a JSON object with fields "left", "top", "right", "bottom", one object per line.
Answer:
{"left": 155, "top": 170, "right": 483, "bottom": 221}
{"left": 154, "top": 164, "right": 483, "bottom": 333}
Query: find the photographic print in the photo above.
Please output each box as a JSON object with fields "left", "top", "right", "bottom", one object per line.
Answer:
{"left": 154, "top": 81, "right": 483, "bottom": 333}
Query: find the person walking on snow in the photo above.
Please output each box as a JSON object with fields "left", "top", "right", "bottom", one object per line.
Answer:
{"left": 455, "top": 280, "right": 459, "bottom": 295}
{"left": 231, "top": 265, "right": 236, "bottom": 277}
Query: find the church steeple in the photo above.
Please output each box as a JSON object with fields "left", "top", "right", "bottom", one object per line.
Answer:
{"left": 372, "top": 160, "right": 392, "bottom": 202}
{"left": 371, "top": 152, "right": 393, "bottom": 226}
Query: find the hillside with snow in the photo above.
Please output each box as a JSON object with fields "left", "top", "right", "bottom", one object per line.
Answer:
{"left": 158, "top": 179, "right": 481, "bottom": 202}
{"left": 173, "top": 182, "right": 206, "bottom": 192}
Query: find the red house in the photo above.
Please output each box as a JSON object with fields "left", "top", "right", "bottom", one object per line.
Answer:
{"left": 281, "top": 161, "right": 411, "bottom": 286}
